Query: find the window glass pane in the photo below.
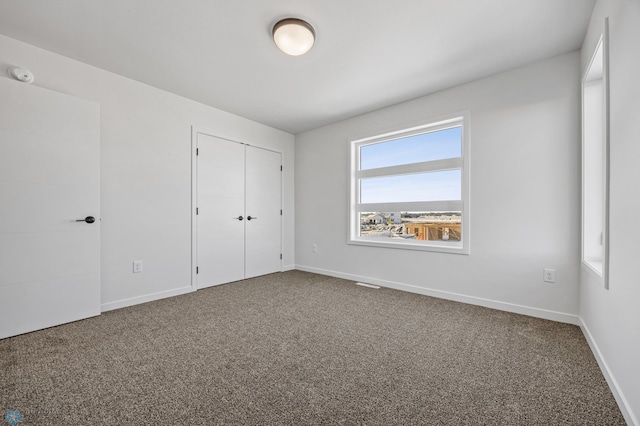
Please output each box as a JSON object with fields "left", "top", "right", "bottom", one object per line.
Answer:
{"left": 360, "top": 170, "right": 461, "bottom": 203}
{"left": 360, "top": 211, "right": 462, "bottom": 242}
{"left": 360, "top": 126, "right": 461, "bottom": 170}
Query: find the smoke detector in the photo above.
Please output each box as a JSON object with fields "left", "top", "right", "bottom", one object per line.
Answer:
{"left": 8, "top": 67, "right": 35, "bottom": 84}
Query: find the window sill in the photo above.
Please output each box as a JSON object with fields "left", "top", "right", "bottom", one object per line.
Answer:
{"left": 349, "top": 238, "right": 469, "bottom": 255}
{"left": 582, "top": 259, "right": 603, "bottom": 281}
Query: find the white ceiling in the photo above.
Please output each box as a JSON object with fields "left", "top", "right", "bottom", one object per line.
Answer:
{"left": 0, "top": 0, "right": 595, "bottom": 134}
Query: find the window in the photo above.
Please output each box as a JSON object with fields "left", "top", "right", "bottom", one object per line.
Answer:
{"left": 582, "top": 19, "right": 610, "bottom": 288}
{"left": 349, "top": 113, "right": 469, "bottom": 254}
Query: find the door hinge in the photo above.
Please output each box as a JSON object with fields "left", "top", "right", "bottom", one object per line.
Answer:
{"left": 280, "top": 165, "right": 283, "bottom": 171}
{"left": 196, "top": 148, "right": 199, "bottom": 156}
{"left": 196, "top": 207, "right": 199, "bottom": 215}
{"left": 280, "top": 254, "right": 282, "bottom": 260}
{"left": 196, "top": 266, "right": 199, "bottom": 274}
{"left": 280, "top": 209, "right": 283, "bottom": 215}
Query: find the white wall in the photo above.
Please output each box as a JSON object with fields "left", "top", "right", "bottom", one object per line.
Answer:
{"left": 579, "top": 1, "right": 640, "bottom": 424}
{"left": 296, "top": 52, "right": 581, "bottom": 323}
{"left": 0, "top": 34, "right": 295, "bottom": 310}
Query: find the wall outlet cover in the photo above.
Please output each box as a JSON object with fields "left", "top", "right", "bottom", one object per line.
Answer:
{"left": 543, "top": 268, "right": 556, "bottom": 283}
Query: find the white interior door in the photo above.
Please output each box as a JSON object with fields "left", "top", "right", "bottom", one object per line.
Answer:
{"left": 0, "top": 78, "right": 101, "bottom": 339}
{"left": 196, "top": 134, "right": 245, "bottom": 288}
{"left": 245, "top": 146, "right": 282, "bottom": 278}
{"left": 195, "top": 132, "right": 282, "bottom": 288}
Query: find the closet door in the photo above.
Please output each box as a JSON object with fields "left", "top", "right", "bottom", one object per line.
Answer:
{"left": 196, "top": 134, "right": 245, "bottom": 288}
{"left": 245, "top": 146, "right": 282, "bottom": 279}
{"left": 195, "top": 133, "right": 282, "bottom": 288}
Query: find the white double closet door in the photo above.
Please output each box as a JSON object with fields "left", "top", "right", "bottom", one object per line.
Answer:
{"left": 196, "top": 133, "right": 282, "bottom": 289}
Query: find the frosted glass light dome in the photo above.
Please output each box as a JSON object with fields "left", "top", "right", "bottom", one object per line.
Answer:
{"left": 272, "top": 18, "right": 315, "bottom": 56}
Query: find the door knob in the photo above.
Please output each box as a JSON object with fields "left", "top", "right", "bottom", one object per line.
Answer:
{"left": 236, "top": 216, "right": 244, "bottom": 221}
{"left": 247, "top": 216, "right": 258, "bottom": 221}
{"left": 76, "top": 216, "right": 96, "bottom": 224}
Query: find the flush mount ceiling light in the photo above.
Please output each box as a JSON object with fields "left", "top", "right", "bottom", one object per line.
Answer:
{"left": 272, "top": 18, "right": 315, "bottom": 56}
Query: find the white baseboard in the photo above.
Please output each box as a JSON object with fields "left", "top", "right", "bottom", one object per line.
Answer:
{"left": 580, "top": 318, "right": 639, "bottom": 426}
{"left": 295, "top": 265, "right": 579, "bottom": 325}
{"left": 101, "top": 285, "right": 193, "bottom": 312}
{"left": 103, "top": 266, "right": 297, "bottom": 312}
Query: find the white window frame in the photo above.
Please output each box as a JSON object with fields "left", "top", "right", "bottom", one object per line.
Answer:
{"left": 348, "top": 112, "right": 470, "bottom": 254}
{"left": 581, "top": 18, "right": 610, "bottom": 289}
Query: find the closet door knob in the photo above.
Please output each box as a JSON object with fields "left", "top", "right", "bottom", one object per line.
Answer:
{"left": 247, "top": 216, "right": 258, "bottom": 221}
{"left": 236, "top": 216, "right": 244, "bottom": 221}
{"left": 76, "top": 216, "right": 96, "bottom": 224}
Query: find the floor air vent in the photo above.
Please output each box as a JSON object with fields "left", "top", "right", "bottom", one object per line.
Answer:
{"left": 355, "top": 282, "right": 380, "bottom": 289}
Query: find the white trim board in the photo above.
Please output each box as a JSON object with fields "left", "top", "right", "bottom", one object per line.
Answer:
{"left": 580, "top": 318, "right": 639, "bottom": 426}
{"left": 295, "top": 265, "right": 579, "bottom": 325}
{"left": 101, "top": 286, "right": 193, "bottom": 312}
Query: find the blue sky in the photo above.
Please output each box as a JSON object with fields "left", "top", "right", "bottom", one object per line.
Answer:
{"left": 361, "top": 170, "right": 461, "bottom": 203}
{"left": 359, "top": 127, "right": 462, "bottom": 203}
{"left": 360, "top": 126, "right": 461, "bottom": 170}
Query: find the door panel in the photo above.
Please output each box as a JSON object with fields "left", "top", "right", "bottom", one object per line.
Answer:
{"left": 0, "top": 182, "right": 98, "bottom": 234}
{"left": 0, "top": 128, "right": 99, "bottom": 186}
{"left": 2, "top": 275, "right": 100, "bottom": 339}
{"left": 196, "top": 134, "right": 245, "bottom": 288}
{"left": 0, "top": 231, "right": 99, "bottom": 286}
{"left": 245, "top": 147, "right": 282, "bottom": 278}
{"left": 0, "top": 78, "right": 100, "bottom": 339}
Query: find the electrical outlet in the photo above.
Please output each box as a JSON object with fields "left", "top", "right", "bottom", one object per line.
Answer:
{"left": 543, "top": 268, "right": 555, "bottom": 283}
{"left": 133, "top": 260, "right": 143, "bottom": 273}
{"left": 312, "top": 244, "right": 318, "bottom": 253}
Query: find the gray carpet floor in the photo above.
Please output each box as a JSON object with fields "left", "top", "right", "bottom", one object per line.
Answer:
{"left": 1, "top": 271, "right": 626, "bottom": 425}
